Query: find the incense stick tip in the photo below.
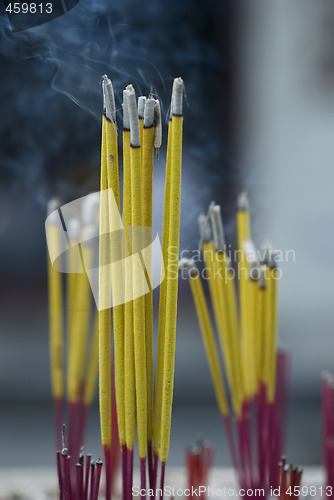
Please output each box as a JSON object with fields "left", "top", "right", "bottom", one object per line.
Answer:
{"left": 122, "top": 89, "right": 130, "bottom": 130}
{"left": 243, "top": 239, "right": 260, "bottom": 279}
{"left": 209, "top": 204, "right": 225, "bottom": 252}
{"left": 138, "top": 96, "right": 146, "bottom": 119}
{"left": 153, "top": 99, "right": 162, "bottom": 149}
{"left": 259, "top": 265, "right": 267, "bottom": 290}
{"left": 143, "top": 97, "right": 155, "bottom": 128}
{"left": 102, "top": 75, "right": 116, "bottom": 122}
{"left": 172, "top": 77, "right": 184, "bottom": 116}
{"left": 126, "top": 85, "right": 140, "bottom": 147}
{"left": 198, "top": 213, "right": 212, "bottom": 243}
{"left": 125, "top": 84, "right": 135, "bottom": 95}
{"left": 261, "top": 240, "right": 279, "bottom": 269}
{"left": 237, "top": 191, "right": 249, "bottom": 211}
{"left": 179, "top": 258, "right": 198, "bottom": 278}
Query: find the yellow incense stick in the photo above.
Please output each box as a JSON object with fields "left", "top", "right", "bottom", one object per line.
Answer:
{"left": 138, "top": 95, "right": 146, "bottom": 161}
{"left": 209, "top": 205, "right": 242, "bottom": 416}
{"left": 103, "top": 78, "right": 125, "bottom": 448}
{"left": 66, "top": 218, "right": 80, "bottom": 401}
{"left": 243, "top": 239, "right": 260, "bottom": 398}
{"left": 47, "top": 202, "right": 64, "bottom": 402}
{"left": 268, "top": 258, "right": 279, "bottom": 403}
{"left": 236, "top": 193, "right": 251, "bottom": 401}
{"left": 127, "top": 85, "right": 147, "bottom": 459}
{"left": 142, "top": 98, "right": 155, "bottom": 446}
{"left": 84, "top": 314, "right": 99, "bottom": 406}
{"left": 67, "top": 237, "right": 93, "bottom": 403}
{"left": 263, "top": 265, "right": 273, "bottom": 393}
{"left": 160, "top": 78, "right": 184, "bottom": 464}
{"left": 99, "top": 112, "right": 112, "bottom": 449}
{"left": 153, "top": 116, "right": 172, "bottom": 457}
{"left": 181, "top": 260, "right": 228, "bottom": 416}
{"left": 236, "top": 192, "right": 250, "bottom": 250}
{"left": 225, "top": 263, "right": 243, "bottom": 405}
{"left": 198, "top": 216, "right": 231, "bottom": 389}
{"left": 254, "top": 266, "right": 266, "bottom": 388}
{"left": 122, "top": 91, "right": 136, "bottom": 450}
{"left": 66, "top": 224, "right": 79, "bottom": 347}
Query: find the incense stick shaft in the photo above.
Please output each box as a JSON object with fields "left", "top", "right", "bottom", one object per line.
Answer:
{"left": 189, "top": 272, "right": 228, "bottom": 416}
{"left": 130, "top": 144, "right": 147, "bottom": 459}
{"left": 99, "top": 117, "right": 112, "bottom": 450}
{"left": 123, "top": 128, "right": 136, "bottom": 451}
{"left": 160, "top": 113, "right": 183, "bottom": 463}
{"left": 153, "top": 119, "right": 172, "bottom": 455}
{"left": 142, "top": 124, "right": 155, "bottom": 444}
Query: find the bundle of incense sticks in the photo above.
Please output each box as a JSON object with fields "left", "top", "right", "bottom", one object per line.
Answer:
{"left": 98, "top": 75, "right": 184, "bottom": 500}
{"left": 56, "top": 428, "right": 103, "bottom": 500}
{"left": 46, "top": 198, "right": 117, "bottom": 468}
{"left": 322, "top": 372, "right": 334, "bottom": 496}
{"left": 179, "top": 195, "right": 290, "bottom": 496}
{"left": 276, "top": 457, "right": 303, "bottom": 500}
{"left": 186, "top": 438, "right": 215, "bottom": 500}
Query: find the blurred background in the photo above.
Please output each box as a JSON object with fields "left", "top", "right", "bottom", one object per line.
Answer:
{"left": 1, "top": 0, "right": 334, "bottom": 469}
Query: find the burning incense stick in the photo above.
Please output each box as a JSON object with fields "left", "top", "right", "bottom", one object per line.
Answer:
{"left": 153, "top": 87, "right": 174, "bottom": 471}
{"left": 142, "top": 97, "right": 156, "bottom": 484}
{"left": 186, "top": 437, "right": 215, "bottom": 500}
{"left": 99, "top": 76, "right": 115, "bottom": 500}
{"left": 56, "top": 440, "right": 103, "bottom": 500}
{"left": 121, "top": 89, "right": 135, "bottom": 500}
{"left": 126, "top": 84, "right": 148, "bottom": 489}
{"left": 159, "top": 77, "right": 184, "bottom": 479}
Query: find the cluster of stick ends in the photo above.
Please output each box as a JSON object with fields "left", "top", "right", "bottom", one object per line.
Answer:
{"left": 56, "top": 427, "right": 104, "bottom": 500}
{"left": 186, "top": 438, "right": 215, "bottom": 500}
{"left": 276, "top": 457, "right": 303, "bottom": 500}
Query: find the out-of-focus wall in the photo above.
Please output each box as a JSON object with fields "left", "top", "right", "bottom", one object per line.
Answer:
{"left": 236, "top": 0, "right": 334, "bottom": 397}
